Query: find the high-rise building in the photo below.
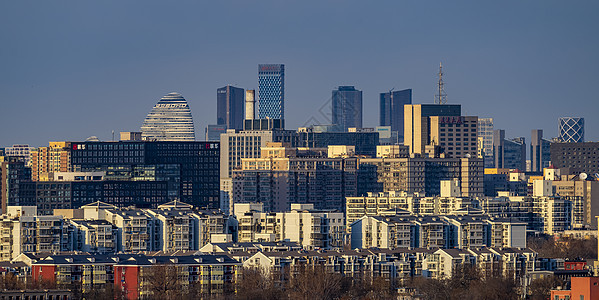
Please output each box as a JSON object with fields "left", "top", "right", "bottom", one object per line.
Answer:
{"left": 232, "top": 143, "right": 358, "bottom": 212}
{"left": 531, "top": 130, "right": 551, "bottom": 173}
{"left": 31, "top": 142, "right": 71, "bottom": 181}
{"left": 559, "top": 117, "right": 584, "bottom": 143}
{"left": 493, "top": 130, "right": 526, "bottom": 170}
{"left": 358, "top": 156, "right": 483, "bottom": 198}
{"left": 141, "top": 92, "right": 195, "bottom": 141}
{"left": 380, "top": 89, "right": 412, "bottom": 142}
{"left": 217, "top": 85, "right": 245, "bottom": 130}
{"left": 332, "top": 86, "right": 363, "bottom": 131}
{"left": 404, "top": 104, "right": 478, "bottom": 158}
{"left": 477, "top": 118, "right": 494, "bottom": 166}
{"left": 258, "top": 64, "right": 285, "bottom": 120}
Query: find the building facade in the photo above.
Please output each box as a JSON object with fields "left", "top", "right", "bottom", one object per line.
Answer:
{"left": 530, "top": 130, "right": 551, "bottom": 173}
{"left": 332, "top": 86, "right": 362, "bottom": 131}
{"left": 258, "top": 64, "right": 285, "bottom": 120}
{"left": 217, "top": 85, "right": 245, "bottom": 130}
{"left": 141, "top": 92, "right": 195, "bottom": 141}
{"left": 550, "top": 142, "right": 599, "bottom": 175}
{"left": 559, "top": 117, "right": 584, "bottom": 143}
{"left": 380, "top": 89, "right": 412, "bottom": 142}
{"left": 493, "top": 130, "right": 526, "bottom": 170}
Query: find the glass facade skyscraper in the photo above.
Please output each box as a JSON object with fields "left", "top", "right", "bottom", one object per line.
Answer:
{"left": 380, "top": 89, "right": 412, "bottom": 142}
{"left": 217, "top": 85, "right": 244, "bottom": 130}
{"left": 141, "top": 92, "right": 195, "bottom": 141}
{"left": 258, "top": 64, "right": 284, "bottom": 120}
{"left": 332, "top": 86, "right": 362, "bottom": 131}
{"left": 559, "top": 117, "right": 584, "bottom": 143}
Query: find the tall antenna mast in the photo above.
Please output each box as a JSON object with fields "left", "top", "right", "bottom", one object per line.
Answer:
{"left": 435, "top": 62, "right": 447, "bottom": 104}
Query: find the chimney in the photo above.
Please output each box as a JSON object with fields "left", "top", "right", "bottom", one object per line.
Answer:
{"left": 245, "top": 90, "right": 255, "bottom": 120}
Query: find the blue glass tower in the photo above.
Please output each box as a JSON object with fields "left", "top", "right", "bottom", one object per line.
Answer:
{"left": 258, "top": 64, "right": 285, "bottom": 120}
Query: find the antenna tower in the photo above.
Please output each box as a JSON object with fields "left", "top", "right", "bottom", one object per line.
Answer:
{"left": 435, "top": 62, "right": 447, "bottom": 104}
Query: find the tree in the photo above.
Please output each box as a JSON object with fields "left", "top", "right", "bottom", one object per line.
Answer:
{"left": 528, "top": 275, "right": 564, "bottom": 300}
{"left": 234, "top": 267, "right": 285, "bottom": 300}
{"left": 287, "top": 265, "right": 343, "bottom": 300}
{"left": 143, "top": 264, "right": 183, "bottom": 300}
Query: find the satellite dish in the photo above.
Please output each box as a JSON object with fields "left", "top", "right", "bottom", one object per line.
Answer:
{"left": 580, "top": 173, "right": 588, "bottom": 180}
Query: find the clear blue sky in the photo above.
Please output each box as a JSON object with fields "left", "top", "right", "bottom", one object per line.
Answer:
{"left": 1, "top": 1, "right": 598, "bottom": 147}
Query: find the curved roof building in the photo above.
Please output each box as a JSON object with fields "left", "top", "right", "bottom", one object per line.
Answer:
{"left": 141, "top": 92, "right": 195, "bottom": 141}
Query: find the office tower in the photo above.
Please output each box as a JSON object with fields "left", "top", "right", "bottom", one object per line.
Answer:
{"left": 258, "top": 64, "right": 285, "bottom": 120}
{"left": 69, "top": 141, "right": 219, "bottom": 209}
{"left": 559, "top": 117, "right": 584, "bottom": 143}
{"left": 205, "top": 124, "right": 227, "bottom": 141}
{"left": 477, "top": 118, "right": 494, "bottom": 166}
{"left": 332, "top": 86, "right": 363, "bottom": 131}
{"left": 380, "top": 89, "right": 412, "bottom": 142}
{"left": 245, "top": 90, "right": 256, "bottom": 120}
{"left": 493, "top": 130, "right": 526, "bottom": 170}
{"left": 141, "top": 92, "right": 195, "bottom": 141}
{"left": 551, "top": 142, "right": 599, "bottom": 175}
{"left": 217, "top": 85, "right": 245, "bottom": 130}
{"left": 531, "top": 130, "right": 551, "bottom": 173}
{"left": 404, "top": 104, "right": 478, "bottom": 158}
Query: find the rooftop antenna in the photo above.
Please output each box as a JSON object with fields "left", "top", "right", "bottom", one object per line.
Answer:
{"left": 435, "top": 62, "right": 447, "bottom": 104}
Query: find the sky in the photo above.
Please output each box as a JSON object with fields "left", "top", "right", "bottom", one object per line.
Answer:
{"left": 1, "top": 1, "right": 598, "bottom": 147}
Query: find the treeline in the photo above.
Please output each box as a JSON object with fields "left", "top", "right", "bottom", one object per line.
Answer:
{"left": 0, "top": 264, "right": 568, "bottom": 300}
{"left": 528, "top": 235, "right": 597, "bottom": 259}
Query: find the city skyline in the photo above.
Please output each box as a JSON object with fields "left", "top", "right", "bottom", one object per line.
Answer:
{"left": 1, "top": 1, "right": 598, "bottom": 146}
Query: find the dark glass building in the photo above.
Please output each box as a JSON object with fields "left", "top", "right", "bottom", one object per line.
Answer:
{"left": 217, "top": 85, "right": 245, "bottom": 130}
{"left": 1, "top": 157, "right": 35, "bottom": 213}
{"left": 531, "top": 130, "right": 551, "bottom": 173}
{"left": 258, "top": 64, "right": 285, "bottom": 120}
{"left": 69, "top": 141, "right": 219, "bottom": 209}
{"left": 380, "top": 89, "right": 412, "bottom": 141}
{"left": 550, "top": 142, "right": 599, "bottom": 175}
{"left": 332, "top": 86, "right": 363, "bottom": 131}
{"left": 297, "top": 131, "right": 379, "bottom": 157}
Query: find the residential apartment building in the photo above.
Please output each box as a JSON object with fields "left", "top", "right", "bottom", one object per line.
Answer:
{"left": 30, "top": 142, "right": 71, "bottom": 181}
{"left": 234, "top": 203, "right": 344, "bottom": 249}
{"left": 357, "top": 156, "right": 483, "bottom": 198}
{"left": 232, "top": 143, "right": 358, "bottom": 212}
{"left": 350, "top": 215, "right": 526, "bottom": 250}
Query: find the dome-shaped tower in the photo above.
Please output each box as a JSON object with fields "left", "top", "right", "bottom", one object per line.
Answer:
{"left": 141, "top": 92, "right": 195, "bottom": 141}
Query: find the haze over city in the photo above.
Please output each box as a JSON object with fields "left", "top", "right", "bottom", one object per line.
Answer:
{"left": 1, "top": 1, "right": 598, "bottom": 146}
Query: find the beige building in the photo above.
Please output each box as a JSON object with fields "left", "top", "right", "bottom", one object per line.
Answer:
{"left": 404, "top": 104, "right": 478, "bottom": 159}
{"left": 234, "top": 203, "right": 344, "bottom": 249}
{"left": 30, "top": 142, "right": 71, "bottom": 181}
{"left": 358, "top": 156, "right": 483, "bottom": 198}
{"left": 233, "top": 143, "right": 358, "bottom": 212}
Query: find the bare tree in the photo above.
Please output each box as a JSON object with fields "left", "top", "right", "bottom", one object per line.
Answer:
{"left": 287, "top": 265, "right": 343, "bottom": 300}
{"left": 143, "top": 264, "right": 183, "bottom": 300}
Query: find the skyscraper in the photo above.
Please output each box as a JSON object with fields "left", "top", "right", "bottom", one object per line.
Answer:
{"left": 258, "top": 64, "right": 285, "bottom": 120}
{"left": 493, "top": 130, "right": 526, "bottom": 170}
{"left": 217, "top": 85, "right": 245, "bottom": 130}
{"left": 478, "top": 118, "right": 494, "bottom": 167}
{"left": 332, "top": 86, "right": 362, "bottom": 131}
{"left": 380, "top": 89, "right": 412, "bottom": 141}
{"left": 559, "top": 117, "right": 584, "bottom": 143}
{"left": 531, "top": 129, "right": 551, "bottom": 172}
{"left": 141, "top": 92, "right": 195, "bottom": 141}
